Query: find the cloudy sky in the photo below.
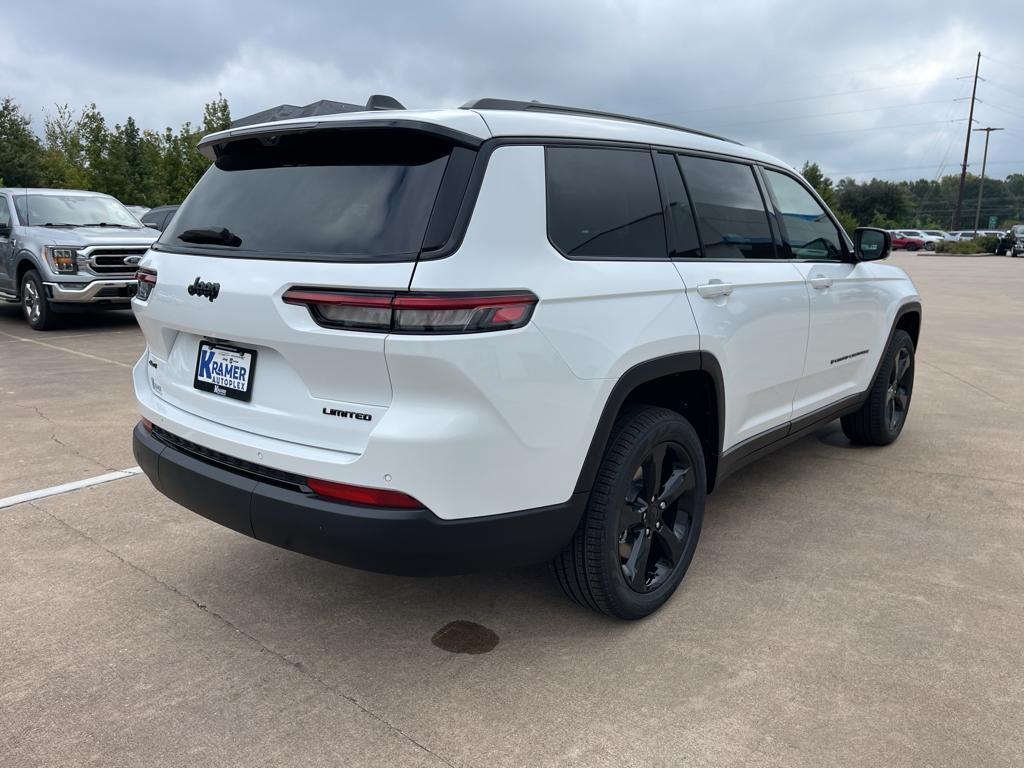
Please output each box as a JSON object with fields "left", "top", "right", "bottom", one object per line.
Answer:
{"left": 3, "top": 0, "right": 1022, "bottom": 183}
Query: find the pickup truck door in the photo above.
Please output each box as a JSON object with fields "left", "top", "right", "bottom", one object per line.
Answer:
{"left": 760, "top": 168, "right": 885, "bottom": 417}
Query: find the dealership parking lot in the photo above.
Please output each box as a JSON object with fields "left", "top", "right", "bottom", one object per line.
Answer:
{"left": 2, "top": 253, "right": 1022, "bottom": 767}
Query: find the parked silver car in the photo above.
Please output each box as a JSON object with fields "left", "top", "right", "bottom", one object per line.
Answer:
{"left": 0, "top": 188, "right": 160, "bottom": 330}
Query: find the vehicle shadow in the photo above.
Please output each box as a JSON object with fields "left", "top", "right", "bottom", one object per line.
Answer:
{"left": 175, "top": 421, "right": 869, "bottom": 659}
{"left": 0, "top": 304, "right": 138, "bottom": 333}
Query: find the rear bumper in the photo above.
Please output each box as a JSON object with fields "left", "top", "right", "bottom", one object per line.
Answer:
{"left": 45, "top": 279, "right": 136, "bottom": 303}
{"left": 133, "top": 423, "right": 586, "bottom": 576}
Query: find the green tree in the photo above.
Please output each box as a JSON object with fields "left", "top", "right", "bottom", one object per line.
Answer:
{"left": 40, "top": 104, "right": 90, "bottom": 189}
{"left": 0, "top": 97, "right": 44, "bottom": 186}
{"left": 801, "top": 162, "right": 836, "bottom": 207}
{"left": 835, "top": 177, "right": 912, "bottom": 227}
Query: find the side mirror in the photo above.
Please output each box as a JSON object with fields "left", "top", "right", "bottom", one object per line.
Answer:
{"left": 0, "top": 223, "right": 11, "bottom": 238}
{"left": 854, "top": 227, "right": 891, "bottom": 261}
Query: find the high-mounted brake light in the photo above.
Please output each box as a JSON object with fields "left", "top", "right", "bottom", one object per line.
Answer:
{"left": 135, "top": 269, "right": 157, "bottom": 300}
{"left": 306, "top": 477, "right": 423, "bottom": 509}
{"left": 282, "top": 289, "right": 538, "bottom": 334}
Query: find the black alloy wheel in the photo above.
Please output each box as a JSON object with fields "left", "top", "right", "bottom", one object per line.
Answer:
{"left": 619, "top": 441, "right": 697, "bottom": 593}
{"left": 885, "top": 346, "right": 912, "bottom": 434}
{"left": 552, "top": 406, "right": 707, "bottom": 619}
{"left": 841, "top": 328, "right": 915, "bottom": 446}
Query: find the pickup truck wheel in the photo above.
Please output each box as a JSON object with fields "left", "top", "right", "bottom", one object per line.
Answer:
{"left": 21, "top": 270, "right": 59, "bottom": 331}
{"left": 841, "top": 329, "right": 915, "bottom": 446}
{"left": 552, "top": 406, "right": 706, "bottom": 619}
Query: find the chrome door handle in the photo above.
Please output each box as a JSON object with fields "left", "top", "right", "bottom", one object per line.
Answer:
{"left": 696, "top": 280, "right": 734, "bottom": 299}
{"left": 809, "top": 276, "right": 834, "bottom": 290}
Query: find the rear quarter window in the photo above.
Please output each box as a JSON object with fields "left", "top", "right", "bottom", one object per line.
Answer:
{"left": 545, "top": 146, "right": 667, "bottom": 260}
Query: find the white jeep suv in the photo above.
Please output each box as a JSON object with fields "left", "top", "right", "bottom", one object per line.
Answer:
{"left": 132, "top": 98, "right": 921, "bottom": 619}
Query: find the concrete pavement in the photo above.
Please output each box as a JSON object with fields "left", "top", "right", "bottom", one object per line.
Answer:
{"left": 1, "top": 254, "right": 1022, "bottom": 767}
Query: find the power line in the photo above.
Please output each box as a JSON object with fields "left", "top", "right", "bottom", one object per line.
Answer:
{"left": 928, "top": 78, "right": 973, "bottom": 183}
{"left": 982, "top": 79, "right": 1024, "bottom": 103}
{"left": 753, "top": 118, "right": 967, "bottom": 140}
{"left": 652, "top": 78, "right": 953, "bottom": 119}
{"left": 711, "top": 99, "right": 956, "bottom": 129}
{"left": 981, "top": 54, "right": 1024, "bottom": 73}
{"left": 977, "top": 100, "right": 1024, "bottom": 121}
{"left": 826, "top": 159, "right": 1024, "bottom": 176}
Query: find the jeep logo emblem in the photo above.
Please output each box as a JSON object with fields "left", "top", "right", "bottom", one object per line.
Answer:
{"left": 188, "top": 277, "right": 220, "bottom": 301}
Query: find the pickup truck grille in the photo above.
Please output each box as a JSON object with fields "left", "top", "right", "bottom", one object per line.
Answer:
{"left": 87, "top": 248, "right": 148, "bottom": 274}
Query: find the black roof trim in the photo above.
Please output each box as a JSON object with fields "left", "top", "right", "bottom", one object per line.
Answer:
{"left": 197, "top": 119, "right": 484, "bottom": 161}
{"left": 461, "top": 98, "right": 741, "bottom": 146}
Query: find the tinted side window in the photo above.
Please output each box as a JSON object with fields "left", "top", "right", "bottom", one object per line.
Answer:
{"left": 546, "top": 147, "right": 667, "bottom": 259}
{"left": 0, "top": 198, "right": 10, "bottom": 229}
{"left": 766, "top": 170, "right": 845, "bottom": 261}
{"left": 653, "top": 153, "right": 702, "bottom": 259}
{"left": 678, "top": 156, "right": 776, "bottom": 259}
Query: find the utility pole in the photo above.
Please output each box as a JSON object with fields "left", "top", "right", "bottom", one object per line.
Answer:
{"left": 952, "top": 52, "right": 981, "bottom": 230}
{"left": 972, "top": 127, "right": 1003, "bottom": 233}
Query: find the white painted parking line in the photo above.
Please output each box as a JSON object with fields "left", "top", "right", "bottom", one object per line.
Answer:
{"left": 0, "top": 330, "right": 133, "bottom": 368}
{"left": 0, "top": 467, "right": 143, "bottom": 509}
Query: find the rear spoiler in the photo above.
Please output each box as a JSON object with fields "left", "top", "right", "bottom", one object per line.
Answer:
{"left": 196, "top": 117, "right": 487, "bottom": 161}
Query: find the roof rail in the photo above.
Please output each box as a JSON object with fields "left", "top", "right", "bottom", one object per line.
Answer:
{"left": 460, "top": 98, "right": 741, "bottom": 145}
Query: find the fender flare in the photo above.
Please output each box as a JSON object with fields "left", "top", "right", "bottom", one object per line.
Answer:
{"left": 15, "top": 251, "right": 43, "bottom": 288}
{"left": 869, "top": 300, "right": 922, "bottom": 384}
{"left": 572, "top": 350, "right": 725, "bottom": 495}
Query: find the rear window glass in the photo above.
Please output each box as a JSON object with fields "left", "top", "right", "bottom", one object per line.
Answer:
{"left": 161, "top": 129, "right": 454, "bottom": 261}
{"left": 545, "top": 146, "right": 667, "bottom": 259}
{"left": 678, "top": 156, "right": 776, "bottom": 259}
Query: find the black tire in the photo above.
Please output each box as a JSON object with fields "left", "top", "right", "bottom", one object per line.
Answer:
{"left": 841, "top": 329, "right": 915, "bottom": 446}
{"left": 926, "top": 242, "right": 936, "bottom": 251}
{"left": 552, "top": 406, "right": 706, "bottom": 619}
{"left": 20, "top": 269, "right": 60, "bottom": 331}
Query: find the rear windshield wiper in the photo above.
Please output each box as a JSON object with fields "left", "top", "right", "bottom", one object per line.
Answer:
{"left": 177, "top": 227, "right": 243, "bottom": 247}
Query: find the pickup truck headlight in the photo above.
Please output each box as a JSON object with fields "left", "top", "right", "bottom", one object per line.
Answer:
{"left": 44, "top": 246, "right": 79, "bottom": 274}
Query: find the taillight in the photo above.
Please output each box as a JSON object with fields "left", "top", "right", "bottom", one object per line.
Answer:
{"left": 306, "top": 477, "right": 423, "bottom": 509}
{"left": 282, "top": 289, "right": 537, "bottom": 334}
{"left": 136, "top": 269, "right": 157, "bottom": 300}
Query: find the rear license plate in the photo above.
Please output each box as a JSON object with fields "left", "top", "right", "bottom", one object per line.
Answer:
{"left": 193, "top": 341, "right": 257, "bottom": 402}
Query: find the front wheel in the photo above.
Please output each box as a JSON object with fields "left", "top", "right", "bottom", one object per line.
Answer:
{"left": 21, "top": 270, "right": 60, "bottom": 331}
{"left": 552, "top": 406, "right": 706, "bottom": 619}
{"left": 841, "top": 329, "right": 915, "bottom": 445}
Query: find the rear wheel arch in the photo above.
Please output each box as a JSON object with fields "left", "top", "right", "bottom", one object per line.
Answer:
{"left": 574, "top": 351, "right": 725, "bottom": 496}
